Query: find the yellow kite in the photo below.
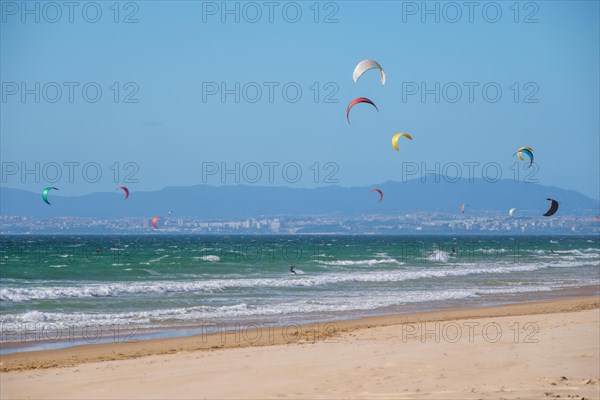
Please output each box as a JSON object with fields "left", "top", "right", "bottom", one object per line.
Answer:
{"left": 391, "top": 133, "right": 413, "bottom": 151}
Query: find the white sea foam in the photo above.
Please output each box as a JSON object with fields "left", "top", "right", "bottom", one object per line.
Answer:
{"left": 554, "top": 249, "right": 599, "bottom": 259}
{"left": 316, "top": 258, "right": 404, "bottom": 267}
{"left": 198, "top": 255, "right": 220, "bottom": 262}
{"left": 0, "top": 284, "right": 576, "bottom": 330}
{"left": 477, "top": 248, "right": 509, "bottom": 253}
{"left": 194, "top": 247, "right": 221, "bottom": 252}
{"left": 140, "top": 255, "right": 170, "bottom": 265}
{"left": 1, "top": 260, "right": 590, "bottom": 303}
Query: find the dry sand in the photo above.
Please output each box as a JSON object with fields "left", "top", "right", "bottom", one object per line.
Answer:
{"left": 1, "top": 296, "right": 599, "bottom": 399}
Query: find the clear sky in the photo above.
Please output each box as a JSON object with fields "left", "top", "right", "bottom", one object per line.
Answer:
{"left": 1, "top": 1, "right": 599, "bottom": 199}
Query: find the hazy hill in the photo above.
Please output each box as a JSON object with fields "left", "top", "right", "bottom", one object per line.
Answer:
{"left": 1, "top": 178, "right": 598, "bottom": 218}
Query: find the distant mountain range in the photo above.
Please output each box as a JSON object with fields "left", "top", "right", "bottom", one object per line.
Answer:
{"left": 1, "top": 178, "right": 598, "bottom": 218}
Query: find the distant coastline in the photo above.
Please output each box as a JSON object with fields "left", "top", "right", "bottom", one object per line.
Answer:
{"left": 1, "top": 215, "right": 599, "bottom": 235}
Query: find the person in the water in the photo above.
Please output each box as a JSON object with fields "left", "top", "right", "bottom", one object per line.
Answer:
{"left": 290, "top": 265, "right": 297, "bottom": 274}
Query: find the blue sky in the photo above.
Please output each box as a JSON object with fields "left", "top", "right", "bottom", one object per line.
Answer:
{"left": 1, "top": 1, "right": 599, "bottom": 199}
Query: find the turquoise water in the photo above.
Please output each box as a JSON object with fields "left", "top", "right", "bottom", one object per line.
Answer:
{"left": 1, "top": 235, "right": 599, "bottom": 345}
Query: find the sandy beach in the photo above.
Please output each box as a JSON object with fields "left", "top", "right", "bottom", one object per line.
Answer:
{"left": 1, "top": 295, "right": 599, "bottom": 399}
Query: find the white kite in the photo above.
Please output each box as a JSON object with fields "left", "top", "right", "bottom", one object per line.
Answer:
{"left": 353, "top": 59, "right": 386, "bottom": 85}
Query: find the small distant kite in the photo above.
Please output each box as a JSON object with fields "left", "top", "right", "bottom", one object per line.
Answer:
{"left": 391, "top": 133, "right": 413, "bottom": 151}
{"left": 543, "top": 198, "right": 559, "bottom": 217}
{"left": 117, "top": 186, "right": 129, "bottom": 200}
{"left": 513, "top": 146, "right": 534, "bottom": 168}
{"left": 353, "top": 59, "right": 386, "bottom": 85}
{"left": 459, "top": 203, "right": 467, "bottom": 213}
{"left": 151, "top": 216, "right": 160, "bottom": 229}
{"left": 509, "top": 208, "right": 517, "bottom": 217}
{"left": 370, "top": 188, "right": 383, "bottom": 203}
{"left": 42, "top": 187, "right": 59, "bottom": 205}
{"left": 346, "top": 97, "right": 378, "bottom": 124}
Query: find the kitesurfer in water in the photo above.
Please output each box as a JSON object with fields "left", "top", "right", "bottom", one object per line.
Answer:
{"left": 290, "top": 265, "right": 297, "bottom": 274}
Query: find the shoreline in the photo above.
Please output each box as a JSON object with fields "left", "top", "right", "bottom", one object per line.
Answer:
{"left": 2, "top": 284, "right": 597, "bottom": 355}
{"left": 1, "top": 292, "right": 598, "bottom": 373}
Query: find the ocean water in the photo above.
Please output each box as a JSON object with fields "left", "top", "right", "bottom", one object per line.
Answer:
{"left": 1, "top": 235, "right": 598, "bottom": 348}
